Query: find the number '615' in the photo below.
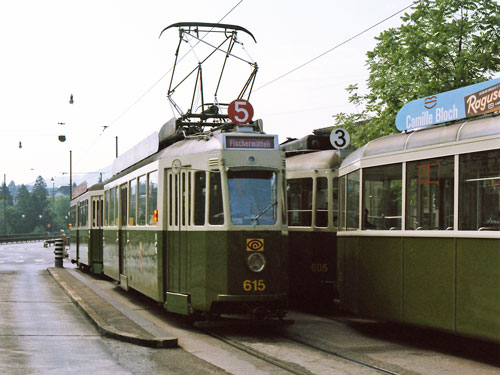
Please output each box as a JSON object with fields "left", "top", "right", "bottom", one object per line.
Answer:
{"left": 243, "top": 279, "right": 266, "bottom": 292}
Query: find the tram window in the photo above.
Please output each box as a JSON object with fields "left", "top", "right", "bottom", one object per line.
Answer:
{"left": 70, "top": 206, "right": 77, "bottom": 229}
{"left": 138, "top": 175, "right": 146, "bottom": 226}
{"left": 187, "top": 172, "right": 192, "bottom": 226}
{"left": 174, "top": 175, "right": 179, "bottom": 226}
{"left": 147, "top": 171, "right": 158, "bottom": 226}
{"left": 92, "top": 200, "right": 96, "bottom": 227}
{"left": 228, "top": 170, "right": 277, "bottom": 225}
{"left": 362, "top": 164, "right": 402, "bottom": 230}
{"left": 79, "top": 200, "right": 88, "bottom": 227}
{"left": 98, "top": 198, "right": 103, "bottom": 227}
{"left": 169, "top": 174, "right": 173, "bottom": 226}
{"left": 346, "top": 170, "right": 360, "bottom": 230}
{"left": 113, "top": 187, "right": 118, "bottom": 226}
{"left": 406, "top": 156, "right": 454, "bottom": 230}
{"left": 109, "top": 189, "right": 115, "bottom": 226}
{"left": 282, "top": 174, "right": 287, "bottom": 225}
{"left": 459, "top": 149, "right": 500, "bottom": 231}
{"left": 194, "top": 172, "right": 206, "bottom": 225}
{"left": 182, "top": 173, "right": 186, "bottom": 226}
{"left": 339, "top": 176, "right": 346, "bottom": 230}
{"left": 332, "top": 177, "right": 339, "bottom": 229}
{"left": 287, "top": 178, "right": 312, "bottom": 226}
{"left": 78, "top": 201, "right": 83, "bottom": 227}
{"left": 209, "top": 172, "right": 224, "bottom": 225}
{"left": 129, "top": 179, "right": 137, "bottom": 226}
{"left": 120, "top": 184, "right": 128, "bottom": 227}
{"left": 104, "top": 190, "right": 109, "bottom": 226}
{"left": 315, "top": 177, "right": 328, "bottom": 227}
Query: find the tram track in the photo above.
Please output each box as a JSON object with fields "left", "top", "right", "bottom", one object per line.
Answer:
{"left": 199, "top": 323, "right": 403, "bottom": 375}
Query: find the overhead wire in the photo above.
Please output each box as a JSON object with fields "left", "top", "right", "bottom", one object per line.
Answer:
{"left": 76, "top": 1, "right": 414, "bottom": 171}
{"left": 101, "top": 0, "right": 244, "bottom": 134}
{"left": 254, "top": 2, "right": 415, "bottom": 92}
{"left": 73, "top": 0, "right": 244, "bottom": 169}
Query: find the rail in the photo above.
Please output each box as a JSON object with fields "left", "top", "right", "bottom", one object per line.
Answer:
{"left": 0, "top": 233, "right": 60, "bottom": 244}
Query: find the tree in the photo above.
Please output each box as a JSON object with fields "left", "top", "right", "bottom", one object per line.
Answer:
{"left": 333, "top": 0, "right": 500, "bottom": 147}
{"left": 31, "top": 176, "right": 52, "bottom": 233}
{"left": 53, "top": 196, "right": 70, "bottom": 232}
{"left": 1, "top": 182, "right": 13, "bottom": 206}
{"left": 13, "top": 185, "right": 34, "bottom": 233}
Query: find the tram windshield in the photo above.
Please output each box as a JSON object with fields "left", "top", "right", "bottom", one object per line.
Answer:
{"left": 228, "top": 170, "right": 277, "bottom": 225}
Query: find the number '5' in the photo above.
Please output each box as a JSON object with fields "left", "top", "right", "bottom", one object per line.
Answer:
{"left": 234, "top": 100, "right": 249, "bottom": 122}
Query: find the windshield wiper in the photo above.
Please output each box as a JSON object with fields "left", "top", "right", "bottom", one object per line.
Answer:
{"left": 251, "top": 201, "right": 277, "bottom": 222}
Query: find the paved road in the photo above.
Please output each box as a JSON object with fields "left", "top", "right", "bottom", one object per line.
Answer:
{"left": 2, "top": 242, "right": 497, "bottom": 375}
{"left": 0, "top": 242, "right": 227, "bottom": 375}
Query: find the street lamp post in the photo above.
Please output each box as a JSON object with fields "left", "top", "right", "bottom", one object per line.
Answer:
{"left": 51, "top": 177, "right": 55, "bottom": 233}
{"left": 3, "top": 174, "right": 6, "bottom": 235}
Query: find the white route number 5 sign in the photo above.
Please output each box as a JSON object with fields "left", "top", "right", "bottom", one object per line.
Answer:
{"left": 330, "top": 127, "right": 350, "bottom": 149}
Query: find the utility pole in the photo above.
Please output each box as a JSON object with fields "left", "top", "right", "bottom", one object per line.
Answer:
{"left": 3, "top": 174, "right": 6, "bottom": 235}
{"left": 69, "top": 151, "right": 73, "bottom": 200}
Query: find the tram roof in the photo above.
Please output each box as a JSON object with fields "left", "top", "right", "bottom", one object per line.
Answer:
{"left": 286, "top": 149, "right": 343, "bottom": 171}
{"left": 341, "top": 114, "right": 500, "bottom": 167}
{"left": 88, "top": 182, "right": 105, "bottom": 191}
{"left": 105, "top": 134, "right": 224, "bottom": 184}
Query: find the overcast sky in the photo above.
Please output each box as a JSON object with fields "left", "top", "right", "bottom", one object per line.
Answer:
{"left": 0, "top": 1, "right": 433, "bottom": 186}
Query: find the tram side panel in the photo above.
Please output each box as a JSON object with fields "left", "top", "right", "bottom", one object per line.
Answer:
{"left": 78, "top": 229, "right": 90, "bottom": 267}
{"left": 337, "top": 235, "right": 359, "bottom": 314}
{"left": 337, "top": 115, "right": 500, "bottom": 343}
{"left": 403, "top": 237, "right": 455, "bottom": 331}
{"left": 456, "top": 238, "right": 500, "bottom": 342}
{"left": 123, "top": 229, "right": 164, "bottom": 302}
{"left": 288, "top": 231, "right": 337, "bottom": 309}
{"left": 103, "top": 229, "right": 120, "bottom": 281}
{"left": 89, "top": 228, "right": 103, "bottom": 274}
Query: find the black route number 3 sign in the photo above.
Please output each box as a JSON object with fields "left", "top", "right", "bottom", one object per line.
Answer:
{"left": 330, "top": 127, "right": 350, "bottom": 149}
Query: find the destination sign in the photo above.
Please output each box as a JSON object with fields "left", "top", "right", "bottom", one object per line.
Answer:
{"left": 224, "top": 135, "right": 277, "bottom": 150}
{"left": 395, "top": 77, "right": 500, "bottom": 131}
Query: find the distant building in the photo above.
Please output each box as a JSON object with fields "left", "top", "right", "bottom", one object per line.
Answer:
{"left": 54, "top": 186, "right": 71, "bottom": 198}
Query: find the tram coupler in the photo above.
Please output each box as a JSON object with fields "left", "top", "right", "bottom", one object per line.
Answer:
{"left": 54, "top": 239, "right": 64, "bottom": 268}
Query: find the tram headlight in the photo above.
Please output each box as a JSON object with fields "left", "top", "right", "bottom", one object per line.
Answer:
{"left": 246, "top": 253, "right": 266, "bottom": 273}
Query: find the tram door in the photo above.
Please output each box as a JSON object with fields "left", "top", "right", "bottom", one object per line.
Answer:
{"left": 166, "top": 169, "right": 190, "bottom": 295}
{"left": 91, "top": 195, "right": 103, "bottom": 270}
{"left": 119, "top": 184, "right": 128, "bottom": 276}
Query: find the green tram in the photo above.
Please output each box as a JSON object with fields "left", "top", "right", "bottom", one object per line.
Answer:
{"left": 69, "top": 182, "right": 104, "bottom": 273}
{"left": 101, "top": 120, "right": 288, "bottom": 319}
{"left": 282, "top": 135, "right": 346, "bottom": 309}
{"left": 337, "top": 114, "right": 500, "bottom": 342}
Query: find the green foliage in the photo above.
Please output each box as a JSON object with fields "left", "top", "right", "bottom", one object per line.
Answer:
{"left": 0, "top": 177, "right": 70, "bottom": 235}
{"left": 1, "top": 183, "right": 13, "bottom": 206}
{"left": 333, "top": 0, "right": 500, "bottom": 147}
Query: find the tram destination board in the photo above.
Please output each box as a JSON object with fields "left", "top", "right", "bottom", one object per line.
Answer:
{"left": 224, "top": 134, "right": 277, "bottom": 150}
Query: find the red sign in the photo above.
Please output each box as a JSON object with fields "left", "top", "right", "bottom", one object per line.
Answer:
{"left": 228, "top": 99, "right": 254, "bottom": 124}
{"left": 72, "top": 181, "right": 88, "bottom": 200}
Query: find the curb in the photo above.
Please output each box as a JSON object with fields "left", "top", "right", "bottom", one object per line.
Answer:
{"left": 48, "top": 267, "right": 177, "bottom": 348}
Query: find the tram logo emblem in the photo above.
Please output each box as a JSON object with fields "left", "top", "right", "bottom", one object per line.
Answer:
{"left": 246, "top": 238, "right": 264, "bottom": 251}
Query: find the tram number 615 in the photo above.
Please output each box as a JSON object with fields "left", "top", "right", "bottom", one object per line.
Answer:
{"left": 243, "top": 279, "right": 266, "bottom": 292}
{"left": 311, "top": 263, "right": 328, "bottom": 273}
